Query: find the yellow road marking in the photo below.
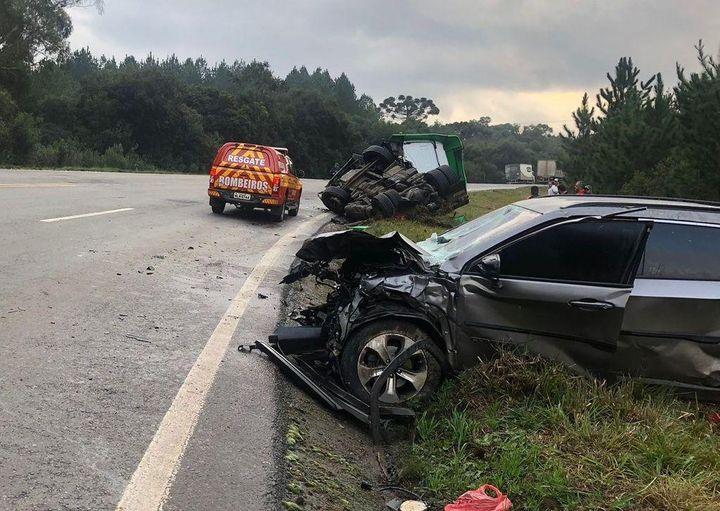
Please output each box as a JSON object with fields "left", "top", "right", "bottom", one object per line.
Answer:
{"left": 115, "top": 212, "right": 330, "bottom": 511}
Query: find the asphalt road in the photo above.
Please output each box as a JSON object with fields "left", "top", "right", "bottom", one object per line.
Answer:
{"left": 0, "top": 170, "right": 521, "bottom": 511}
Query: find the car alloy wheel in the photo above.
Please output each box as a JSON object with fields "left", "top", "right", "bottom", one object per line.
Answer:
{"left": 356, "top": 333, "right": 429, "bottom": 403}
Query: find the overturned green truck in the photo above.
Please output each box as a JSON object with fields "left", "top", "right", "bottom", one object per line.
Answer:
{"left": 319, "top": 134, "right": 469, "bottom": 220}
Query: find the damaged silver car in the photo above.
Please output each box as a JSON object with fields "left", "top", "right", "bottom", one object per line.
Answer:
{"left": 261, "top": 195, "right": 720, "bottom": 416}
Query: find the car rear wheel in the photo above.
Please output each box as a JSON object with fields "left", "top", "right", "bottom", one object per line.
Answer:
{"left": 288, "top": 201, "right": 300, "bottom": 217}
{"left": 340, "top": 320, "right": 446, "bottom": 404}
{"left": 272, "top": 205, "right": 286, "bottom": 222}
{"left": 210, "top": 198, "right": 226, "bottom": 214}
{"left": 320, "top": 186, "right": 351, "bottom": 214}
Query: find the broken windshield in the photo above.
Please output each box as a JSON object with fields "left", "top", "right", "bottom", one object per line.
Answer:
{"left": 403, "top": 141, "right": 449, "bottom": 172}
{"left": 417, "top": 204, "right": 540, "bottom": 263}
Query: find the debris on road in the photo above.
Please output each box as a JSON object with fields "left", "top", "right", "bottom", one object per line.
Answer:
{"left": 258, "top": 292, "right": 268, "bottom": 299}
{"left": 125, "top": 334, "right": 151, "bottom": 344}
{"left": 320, "top": 134, "right": 468, "bottom": 220}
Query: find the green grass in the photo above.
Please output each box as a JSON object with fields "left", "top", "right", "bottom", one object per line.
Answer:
{"left": 365, "top": 187, "right": 530, "bottom": 241}
{"left": 399, "top": 352, "right": 720, "bottom": 511}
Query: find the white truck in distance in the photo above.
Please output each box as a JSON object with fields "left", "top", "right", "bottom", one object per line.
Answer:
{"left": 505, "top": 163, "right": 534, "bottom": 183}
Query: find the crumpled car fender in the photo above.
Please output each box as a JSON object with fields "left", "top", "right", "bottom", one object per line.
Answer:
{"left": 337, "top": 274, "right": 459, "bottom": 367}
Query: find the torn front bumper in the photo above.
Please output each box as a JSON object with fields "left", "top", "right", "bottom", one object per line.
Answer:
{"left": 242, "top": 326, "right": 415, "bottom": 431}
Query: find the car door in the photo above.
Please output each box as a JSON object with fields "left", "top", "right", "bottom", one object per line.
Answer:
{"left": 456, "top": 218, "right": 650, "bottom": 350}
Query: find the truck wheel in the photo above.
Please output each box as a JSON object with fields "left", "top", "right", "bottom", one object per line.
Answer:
{"left": 384, "top": 189, "right": 402, "bottom": 207}
{"left": 340, "top": 319, "right": 446, "bottom": 404}
{"left": 438, "top": 165, "right": 462, "bottom": 187}
{"left": 362, "top": 145, "right": 394, "bottom": 166}
{"left": 425, "top": 168, "right": 451, "bottom": 196}
{"left": 210, "top": 198, "right": 226, "bottom": 214}
{"left": 271, "top": 205, "right": 286, "bottom": 222}
{"left": 320, "top": 186, "right": 351, "bottom": 214}
{"left": 372, "top": 192, "right": 396, "bottom": 218}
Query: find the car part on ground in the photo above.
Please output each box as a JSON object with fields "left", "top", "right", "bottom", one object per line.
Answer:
{"left": 320, "top": 134, "right": 469, "bottom": 220}
{"left": 207, "top": 142, "right": 302, "bottom": 221}
{"left": 260, "top": 195, "right": 720, "bottom": 435}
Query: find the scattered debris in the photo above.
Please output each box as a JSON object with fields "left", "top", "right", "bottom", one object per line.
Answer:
{"left": 444, "top": 485, "right": 512, "bottom": 511}
{"left": 146, "top": 266, "right": 155, "bottom": 271}
{"left": 257, "top": 293, "right": 268, "bottom": 299}
{"left": 124, "top": 334, "right": 151, "bottom": 344}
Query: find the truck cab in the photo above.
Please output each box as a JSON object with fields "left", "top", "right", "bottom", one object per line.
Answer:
{"left": 207, "top": 142, "right": 302, "bottom": 221}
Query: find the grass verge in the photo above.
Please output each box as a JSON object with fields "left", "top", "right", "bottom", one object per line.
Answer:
{"left": 398, "top": 352, "right": 720, "bottom": 511}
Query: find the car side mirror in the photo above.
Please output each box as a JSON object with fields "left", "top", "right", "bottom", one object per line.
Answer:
{"left": 478, "top": 254, "right": 502, "bottom": 288}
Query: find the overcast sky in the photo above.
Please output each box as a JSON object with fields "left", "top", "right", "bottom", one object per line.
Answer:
{"left": 68, "top": 0, "right": 720, "bottom": 131}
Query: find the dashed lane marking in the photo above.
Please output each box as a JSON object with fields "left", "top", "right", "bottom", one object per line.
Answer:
{"left": 0, "top": 183, "right": 76, "bottom": 188}
{"left": 41, "top": 208, "right": 134, "bottom": 222}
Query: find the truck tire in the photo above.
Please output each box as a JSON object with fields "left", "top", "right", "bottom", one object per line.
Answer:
{"left": 320, "top": 186, "right": 351, "bottom": 214}
{"left": 271, "top": 205, "right": 286, "bottom": 222}
{"left": 362, "top": 145, "right": 394, "bottom": 166}
{"left": 372, "top": 192, "right": 396, "bottom": 218}
{"left": 340, "top": 319, "right": 447, "bottom": 404}
{"left": 425, "top": 168, "right": 451, "bottom": 196}
{"left": 384, "top": 188, "right": 402, "bottom": 208}
{"left": 288, "top": 201, "right": 300, "bottom": 217}
{"left": 438, "top": 165, "right": 462, "bottom": 187}
{"left": 210, "top": 198, "right": 226, "bottom": 214}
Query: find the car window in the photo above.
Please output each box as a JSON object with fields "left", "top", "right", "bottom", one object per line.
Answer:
{"left": 638, "top": 223, "right": 720, "bottom": 280}
{"left": 499, "top": 220, "right": 646, "bottom": 284}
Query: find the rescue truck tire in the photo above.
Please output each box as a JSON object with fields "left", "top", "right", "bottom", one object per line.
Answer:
{"left": 320, "top": 186, "right": 351, "bottom": 214}
{"left": 210, "top": 198, "right": 226, "bottom": 214}
{"left": 362, "top": 145, "right": 394, "bottom": 166}
{"left": 288, "top": 201, "right": 300, "bottom": 217}
{"left": 372, "top": 192, "right": 397, "bottom": 218}
{"left": 425, "top": 168, "right": 451, "bottom": 196}
{"left": 271, "top": 205, "right": 286, "bottom": 222}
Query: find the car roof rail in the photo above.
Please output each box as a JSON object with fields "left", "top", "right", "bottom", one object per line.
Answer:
{"left": 561, "top": 194, "right": 720, "bottom": 211}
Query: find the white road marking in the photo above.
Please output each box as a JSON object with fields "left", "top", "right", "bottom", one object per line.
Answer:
{"left": 0, "top": 183, "right": 75, "bottom": 188}
{"left": 115, "top": 212, "right": 330, "bottom": 511}
{"left": 41, "top": 208, "right": 134, "bottom": 223}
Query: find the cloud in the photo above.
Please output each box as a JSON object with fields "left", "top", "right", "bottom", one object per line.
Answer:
{"left": 68, "top": 0, "right": 720, "bottom": 127}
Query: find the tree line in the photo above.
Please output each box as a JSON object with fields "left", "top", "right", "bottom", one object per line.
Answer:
{"left": 0, "top": 1, "right": 563, "bottom": 180}
{"left": 562, "top": 43, "right": 720, "bottom": 201}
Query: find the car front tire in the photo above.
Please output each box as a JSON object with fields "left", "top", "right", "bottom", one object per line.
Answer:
{"left": 340, "top": 319, "right": 446, "bottom": 404}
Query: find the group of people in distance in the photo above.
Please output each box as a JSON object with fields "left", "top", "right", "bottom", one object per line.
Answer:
{"left": 527, "top": 179, "right": 592, "bottom": 199}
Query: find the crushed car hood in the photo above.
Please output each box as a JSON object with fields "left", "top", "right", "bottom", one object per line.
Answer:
{"left": 294, "top": 229, "right": 432, "bottom": 266}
